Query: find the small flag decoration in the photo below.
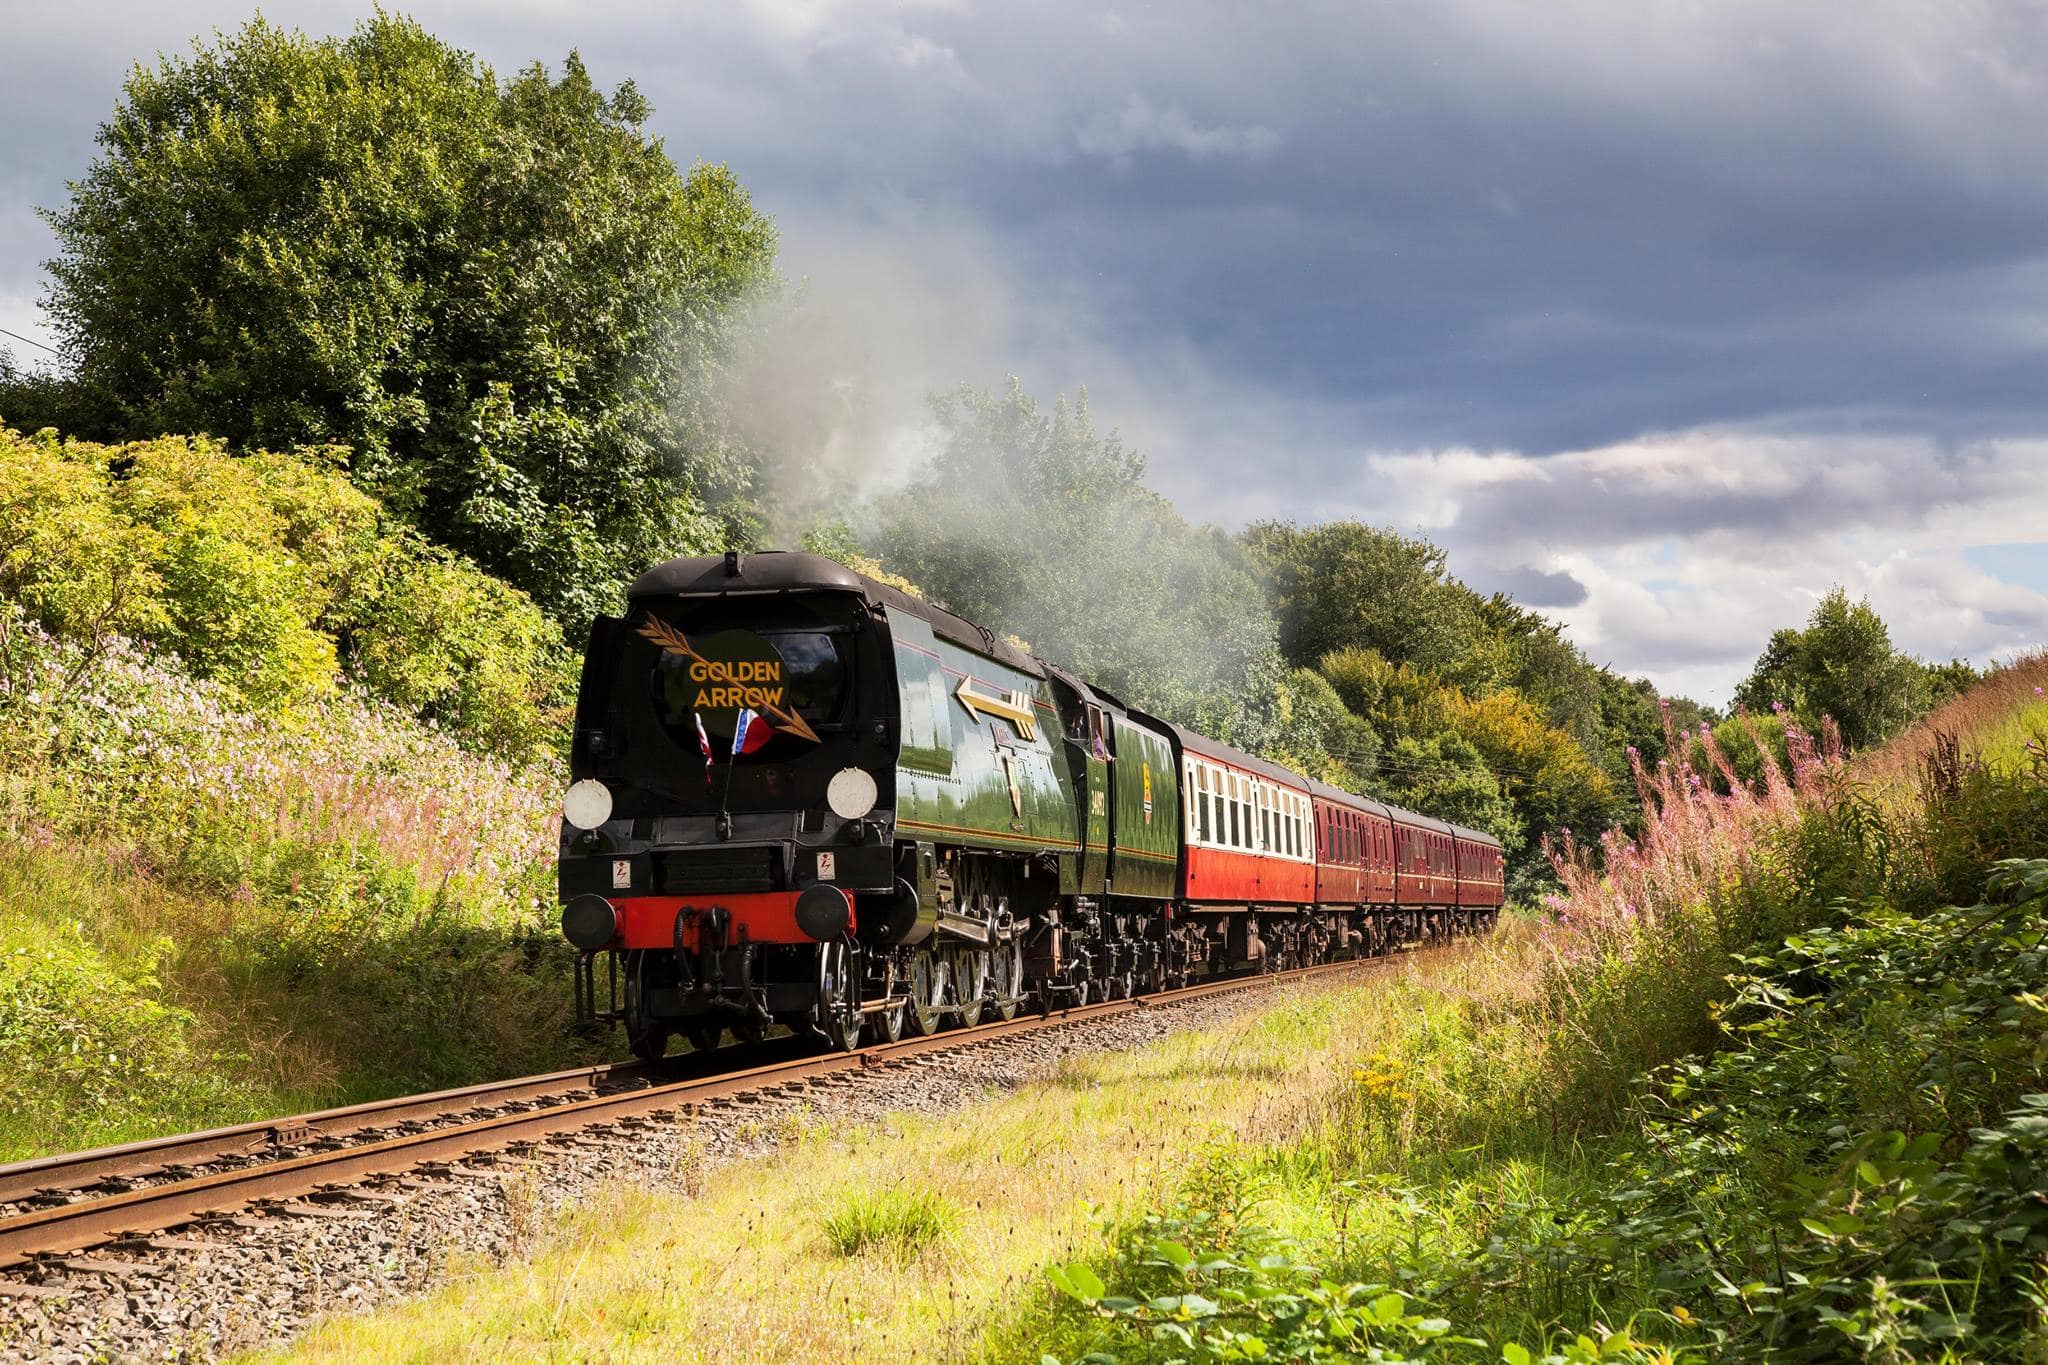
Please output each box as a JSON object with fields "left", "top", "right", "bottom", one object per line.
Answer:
{"left": 730, "top": 707, "right": 776, "bottom": 756}
{"left": 693, "top": 713, "right": 715, "bottom": 784}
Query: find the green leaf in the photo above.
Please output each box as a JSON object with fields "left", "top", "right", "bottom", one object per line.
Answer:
{"left": 1152, "top": 1239, "right": 1195, "bottom": 1270}
{"left": 1502, "top": 1344, "right": 1533, "bottom": 1365}
{"left": 1048, "top": 1263, "right": 1105, "bottom": 1304}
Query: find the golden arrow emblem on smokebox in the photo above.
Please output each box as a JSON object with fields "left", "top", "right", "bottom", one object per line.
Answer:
{"left": 955, "top": 679, "right": 1038, "bottom": 741}
{"left": 636, "top": 617, "right": 821, "bottom": 744}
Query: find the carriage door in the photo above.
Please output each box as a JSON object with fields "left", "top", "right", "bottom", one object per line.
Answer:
{"left": 1057, "top": 680, "right": 1113, "bottom": 897}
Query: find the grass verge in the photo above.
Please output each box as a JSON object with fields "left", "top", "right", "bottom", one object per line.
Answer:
{"left": 259, "top": 957, "right": 1490, "bottom": 1363}
{"left": 0, "top": 612, "right": 598, "bottom": 1160}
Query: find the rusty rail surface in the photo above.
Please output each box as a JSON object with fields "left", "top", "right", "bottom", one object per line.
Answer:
{"left": 0, "top": 956, "right": 1392, "bottom": 1271}
{"left": 0, "top": 1064, "right": 655, "bottom": 1208}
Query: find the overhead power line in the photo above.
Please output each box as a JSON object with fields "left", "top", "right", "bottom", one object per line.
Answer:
{"left": 0, "top": 325, "right": 62, "bottom": 358}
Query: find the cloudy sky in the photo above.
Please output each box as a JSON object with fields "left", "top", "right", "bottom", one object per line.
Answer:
{"left": 4, "top": 1, "right": 2046, "bottom": 702}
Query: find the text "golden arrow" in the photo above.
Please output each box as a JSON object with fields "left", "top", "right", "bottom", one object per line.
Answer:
{"left": 636, "top": 618, "right": 822, "bottom": 744}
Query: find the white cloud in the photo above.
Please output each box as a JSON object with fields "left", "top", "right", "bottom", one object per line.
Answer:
{"left": 1330, "top": 435, "right": 2048, "bottom": 702}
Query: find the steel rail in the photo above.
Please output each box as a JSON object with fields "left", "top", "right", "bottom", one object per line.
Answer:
{"left": 0, "top": 1064, "right": 654, "bottom": 1207}
{"left": 0, "top": 955, "right": 1392, "bottom": 1270}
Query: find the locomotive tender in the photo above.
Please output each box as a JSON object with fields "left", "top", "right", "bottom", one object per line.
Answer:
{"left": 557, "top": 551, "right": 1504, "bottom": 1057}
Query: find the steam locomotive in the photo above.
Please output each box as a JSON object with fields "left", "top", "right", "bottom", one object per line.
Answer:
{"left": 557, "top": 551, "right": 1504, "bottom": 1057}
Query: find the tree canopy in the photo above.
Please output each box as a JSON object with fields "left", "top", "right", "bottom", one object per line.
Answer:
{"left": 33, "top": 14, "right": 776, "bottom": 625}
{"left": 1733, "top": 587, "right": 1972, "bottom": 749}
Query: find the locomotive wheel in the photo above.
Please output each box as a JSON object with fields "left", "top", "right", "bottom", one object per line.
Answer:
{"left": 1138, "top": 951, "right": 1167, "bottom": 996}
{"left": 866, "top": 998, "right": 906, "bottom": 1044}
{"left": 904, "top": 948, "right": 947, "bottom": 1036}
{"left": 687, "top": 1025, "right": 723, "bottom": 1053}
{"left": 815, "top": 940, "right": 862, "bottom": 1052}
{"left": 627, "top": 1020, "right": 670, "bottom": 1063}
{"left": 989, "top": 938, "right": 1024, "bottom": 1021}
{"left": 623, "top": 952, "right": 670, "bottom": 1062}
{"left": 951, "top": 946, "right": 989, "bottom": 1028}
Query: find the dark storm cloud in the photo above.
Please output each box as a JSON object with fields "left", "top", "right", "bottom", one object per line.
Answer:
{"left": 11, "top": 0, "right": 2048, "bottom": 449}
{"left": 1469, "top": 567, "right": 1589, "bottom": 610}
{"left": 5, "top": 1, "right": 2046, "bottom": 699}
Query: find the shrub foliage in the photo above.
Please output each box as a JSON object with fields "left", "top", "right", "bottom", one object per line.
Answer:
{"left": 0, "top": 424, "right": 574, "bottom": 761}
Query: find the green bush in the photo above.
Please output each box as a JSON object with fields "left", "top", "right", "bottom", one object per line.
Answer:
{"left": 0, "top": 604, "right": 591, "bottom": 1156}
{"left": 0, "top": 424, "right": 574, "bottom": 760}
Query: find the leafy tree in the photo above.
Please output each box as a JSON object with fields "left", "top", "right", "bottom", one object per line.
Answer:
{"left": 1317, "top": 645, "right": 1392, "bottom": 719}
{"left": 1270, "top": 667, "right": 1380, "bottom": 790}
{"left": 1244, "top": 520, "right": 1505, "bottom": 687}
{"left": 1480, "top": 592, "right": 1609, "bottom": 750}
{"left": 871, "top": 381, "right": 1287, "bottom": 750}
{"left": 1734, "top": 589, "right": 1931, "bottom": 748}
{"left": 0, "top": 424, "right": 573, "bottom": 760}
{"left": 1921, "top": 657, "right": 1982, "bottom": 709}
{"left": 0, "top": 348, "right": 118, "bottom": 437}
{"left": 38, "top": 14, "right": 776, "bottom": 625}
{"left": 1444, "top": 686, "right": 1619, "bottom": 851}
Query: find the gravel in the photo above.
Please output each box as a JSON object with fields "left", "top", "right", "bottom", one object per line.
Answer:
{"left": 0, "top": 978, "right": 1347, "bottom": 1363}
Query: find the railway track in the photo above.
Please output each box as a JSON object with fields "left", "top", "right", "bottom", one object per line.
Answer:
{"left": 0, "top": 954, "right": 1392, "bottom": 1280}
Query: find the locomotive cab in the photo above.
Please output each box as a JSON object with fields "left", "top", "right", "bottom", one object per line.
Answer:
{"left": 558, "top": 551, "right": 903, "bottom": 1056}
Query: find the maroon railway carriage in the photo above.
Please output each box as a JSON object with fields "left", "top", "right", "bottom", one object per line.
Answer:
{"left": 1451, "top": 823, "right": 1506, "bottom": 918}
{"left": 1307, "top": 778, "right": 1401, "bottom": 955}
{"left": 1306, "top": 778, "right": 1395, "bottom": 909}
{"left": 1170, "top": 723, "right": 1316, "bottom": 908}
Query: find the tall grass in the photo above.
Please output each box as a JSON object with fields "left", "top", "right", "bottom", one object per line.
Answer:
{"left": 1857, "top": 648, "right": 2048, "bottom": 794}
